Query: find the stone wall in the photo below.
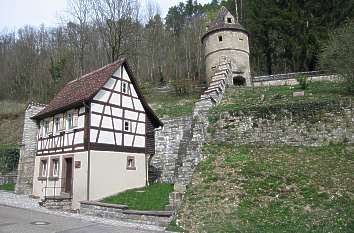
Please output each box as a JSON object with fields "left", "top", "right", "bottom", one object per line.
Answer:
{"left": 253, "top": 74, "right": 337, "bottom": 87}
{"left": 80, "top": 201, "right": 173, "bottom": 227}
{"left": 209, "top": 100, "right": 354, "bottom": 146}
{"left": 151, "top": 116, "right": 193, "bottom": 183}
{"left": 0, "top": 171, "right": 17, "bottom": 185}
{"left": 15, "top": 103, "right": 46, "bottom": 195}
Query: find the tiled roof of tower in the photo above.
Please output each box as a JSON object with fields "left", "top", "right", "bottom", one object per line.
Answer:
{"left": 33, "top": 58, "right": 163, "bottom": 127}
{"left": 202, "top": 6, "right": 248, "bottom": 41}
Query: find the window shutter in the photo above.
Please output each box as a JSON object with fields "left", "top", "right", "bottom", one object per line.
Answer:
{"left": 73, "top": 109, "right": 78, "bottom": 128}
{"left": 48, "top": 118, "right": 53, "bottom": 134}
{"left": 61, "top": 113, "right": 66, "bottom": 130}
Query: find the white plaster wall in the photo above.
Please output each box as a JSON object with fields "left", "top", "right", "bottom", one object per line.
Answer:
{"left": 89, "top": 151, "right": 146, "bottom": 201}
{"left": 33, "top": 152, "right": 88, "bottom": 209}
{"left": 72, "top": 152, "right": 88, "bottom": 209}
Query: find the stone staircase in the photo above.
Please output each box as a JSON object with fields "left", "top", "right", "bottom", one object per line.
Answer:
{"left": 175, "top": 61, "right": 232, "bottom": 185}
{"left": 39, "top": 196, "right": 72, "bottom": 211}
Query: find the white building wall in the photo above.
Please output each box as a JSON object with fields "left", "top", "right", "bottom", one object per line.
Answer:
{"left": 89, "top": 151, "right": 146, "bottom": 201}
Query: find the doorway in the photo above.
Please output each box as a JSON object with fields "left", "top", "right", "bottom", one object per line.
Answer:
{"left": 233, "top": 76, "right": 246, "bottom": 86}
{"left": 63, "top": 157, "right": 73, "bottom": 194}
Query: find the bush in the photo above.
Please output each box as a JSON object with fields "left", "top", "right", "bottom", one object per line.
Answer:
{"left": 320, "top": 20, "right": 354, "bottom": 93}
{"left": 0, "top": 145, "right": 20, "bottom": 173}
{"left": 296, "top": 74, "right": 310, "bottom": 90}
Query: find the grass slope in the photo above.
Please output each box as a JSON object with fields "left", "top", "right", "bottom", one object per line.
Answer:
{"left": 102, "top": 183, "right": 174, "bottom": 211}
{"left": 144, "top": 92, "right": 199, "bottom": 118}
{"left": 0, "top": 101, "right": 26, "bottom": 145}
{"left": 178, "top": 144, "right": 354, "bottom": 232}
{"left": 215, "top": 81, "right": 353, "bottom": 113}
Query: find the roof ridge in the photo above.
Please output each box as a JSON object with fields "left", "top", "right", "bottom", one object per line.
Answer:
{"left": 68, "top": 58, "right": 125, "bottom": 84}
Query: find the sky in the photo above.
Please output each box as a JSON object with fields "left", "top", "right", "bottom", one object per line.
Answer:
{"left": 0, "top": 0, "right": 211, "bottom": 32}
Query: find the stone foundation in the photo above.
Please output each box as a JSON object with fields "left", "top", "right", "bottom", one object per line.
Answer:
{"left": 80, "top": 201, "right": 173, "bottom": 227}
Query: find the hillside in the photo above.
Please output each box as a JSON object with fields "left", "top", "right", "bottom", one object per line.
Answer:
{"left": 177, "top": 144, "right": 354, "bottom": 232}
{"left": 0, "top": 101, "right": 26, "bottom": 145}
{"left": 174, "top": 81, "right": 354, "bottom": 232}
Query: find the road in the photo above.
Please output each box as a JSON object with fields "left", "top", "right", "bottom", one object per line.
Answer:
{"left": 0, "top": 204, "right": 160, "bottom": 233}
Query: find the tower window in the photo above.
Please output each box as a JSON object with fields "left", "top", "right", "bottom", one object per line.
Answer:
{"left": 227, "top": 17, "right": 232, "bottom": 23}
{"left": 218, "top": 35, "right": 223, "bottom": 42}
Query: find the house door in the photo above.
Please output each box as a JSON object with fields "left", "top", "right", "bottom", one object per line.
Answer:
{"left": 64, "top": 158, "right": 73, "bottom": 194}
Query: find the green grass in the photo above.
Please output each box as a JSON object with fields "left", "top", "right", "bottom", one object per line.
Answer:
{"left": 102, "top": 183, "right": 174, "bottom": 211}
{"left": 144, "top": 92, "right": 199, "bottom": 118}
{"left": 177, "top": 143, "right": 354, "bottom": 232}
{"left": 166, "top": 218, "right": 184, "bottom": 232}
{"left": 0, "top": 183, "right": 15, "bottom": 191}
{"left": 214, "top": 81, "right": 353, "bottom": 113}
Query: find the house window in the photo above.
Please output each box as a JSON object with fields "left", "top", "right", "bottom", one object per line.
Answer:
{"left": 40, "top": 159, "right": 48, "bottom": 177}
{"left": 67, "top": 112, "right": 74, "bottom": 130}
{"left": 122, "top": 82, "right": 128, "bottom": 94}
{"left": 124, "top": 121, "right": 131, "bottom": 132}
{"left": 227, "top": 17, "right": 232, "bottom": 23}
{"left": 218, "top": 35, "right": 223, "bottom": 42}
{"left": 51, "top": 159, "right": 60, "bottom": 177}
{"left": 127, "top": 156, "right": 136, "bottom": 170}
{"left": 54, "top": 116, "right": 61, "bottom": 133}
{"left": 43, "top": 121, "right": 49, "bottom": 136}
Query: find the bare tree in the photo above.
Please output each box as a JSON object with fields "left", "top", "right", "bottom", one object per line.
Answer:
{"left": 91, "top": 0, "right": 138, "bottom": 62}
{"left": 66, "top": 0, "right": 91, "bottom": 75}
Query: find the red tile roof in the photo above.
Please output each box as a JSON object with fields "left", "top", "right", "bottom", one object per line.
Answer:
{"left": 33, "top": 58, "right": 163, "bottom": 127}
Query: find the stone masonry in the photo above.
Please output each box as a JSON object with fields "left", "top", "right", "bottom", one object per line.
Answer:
{"left": 210, "top": 101, "right": 354, "bottom": 146}
{"left": 15, "top": 103, "right": 46, "bottom": 195}
{"left": 152, "top": 61, "right": 232, "bottom": 186}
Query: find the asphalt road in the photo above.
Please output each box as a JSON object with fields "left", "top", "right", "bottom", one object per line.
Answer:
{"left": 0, "top": 204, "right": 159, "bottom": 233}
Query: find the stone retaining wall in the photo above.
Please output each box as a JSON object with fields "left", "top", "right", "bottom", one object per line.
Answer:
{"left": 80, "top": 201, "right": 173, "bottom": 227}
{"left": 151, "top": 116, "right": 193, "bottom": 183}
{"left": 209, "top": 100, "right": 354, "bottom": 146}
{"left": 253, "top": 75, "right": 337, "bottom": 87}
{"left": 0, "top": 172, "right": 17, "bottom": 185}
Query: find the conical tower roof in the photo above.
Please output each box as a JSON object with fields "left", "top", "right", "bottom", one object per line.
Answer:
{"left": 202, "top": 6, "right": 248, "bottom": 42}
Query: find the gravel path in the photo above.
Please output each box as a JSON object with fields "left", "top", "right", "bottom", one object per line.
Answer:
{"left": 0, "top": 191, "right": 165, "bottom": 232}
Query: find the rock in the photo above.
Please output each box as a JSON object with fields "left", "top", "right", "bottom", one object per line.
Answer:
{"left": 174, "top": 183, "right": 187, "bottom": 193}
{"left": 293, "top": 91, "right": 305, "bottom": 97}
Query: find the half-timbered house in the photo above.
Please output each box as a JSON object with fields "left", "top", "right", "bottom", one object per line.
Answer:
{"left": 31, "top": 58, "right": 163, "bottom": 209}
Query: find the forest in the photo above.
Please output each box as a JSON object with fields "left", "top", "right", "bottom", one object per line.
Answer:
{"left": 0, "top": 0, "right": 353, "bottom": 103}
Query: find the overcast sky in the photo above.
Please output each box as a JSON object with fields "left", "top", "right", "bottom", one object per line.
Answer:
{"left": 0, "top": 0, "right": 211, "bottom": 32}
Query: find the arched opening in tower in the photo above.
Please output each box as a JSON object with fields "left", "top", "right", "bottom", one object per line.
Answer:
{"left": 233, "top": 76, "right": 246, "bottom": 86}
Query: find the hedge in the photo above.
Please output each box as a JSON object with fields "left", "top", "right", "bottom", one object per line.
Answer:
{"left": 0, "top": 145, "right": 19, "bottom": 174}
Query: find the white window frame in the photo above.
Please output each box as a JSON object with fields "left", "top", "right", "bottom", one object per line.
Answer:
{"left": 66, "top": 111, "right": 74, "bottom": 130}
{"left": 52, "top": 159, "right": 60, "bottom": 177}
{"left": 43, "top": 121, "right": 49, "bottom": 136}
{"left": 124, "top": 120, "right": 131, "bottom": 132}
{"left": 54, "top": 115, "right": 61, "bottom": 133}
{"left": 122, "top": 82, "right": 128, "bottom": 94}
{"left": 40, "top": 159, "right": 48, "bottom": 177}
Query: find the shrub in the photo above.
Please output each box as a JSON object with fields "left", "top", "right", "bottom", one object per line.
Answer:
{"left": 0, "top": 145, "right": 20, "bottom": 173}
{"left": 320, "top": 20, "right": 354, "bottom": 93}
{"left": 296, "top": 74, "right": 310, "bottom": 90}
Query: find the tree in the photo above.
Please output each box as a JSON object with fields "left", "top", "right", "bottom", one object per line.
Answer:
{"left": 320, "top": 20, "right": 354, "bottom": 93}
{"left": 91, "top": 0, "right": 138, "bottom": 62}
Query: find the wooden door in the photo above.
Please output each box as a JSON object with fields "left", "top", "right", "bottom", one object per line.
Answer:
{"left": 64, "top": 158, "right": 73, "bottom": 194}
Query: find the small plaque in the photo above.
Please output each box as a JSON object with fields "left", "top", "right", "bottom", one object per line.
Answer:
{"left": 293, "top": 91, "right": 305, "bottom": 97}
{"left": 75, "top": 161, "right": 81, "bottom": 168}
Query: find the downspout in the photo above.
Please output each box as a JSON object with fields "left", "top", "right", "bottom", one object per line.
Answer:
{"left": 83, "top": 101, "right": 91, "bottom": 201}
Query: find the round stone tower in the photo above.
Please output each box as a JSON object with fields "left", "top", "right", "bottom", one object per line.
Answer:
{"left": 202, "top": 6, "right": 251, "bottom": 86}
